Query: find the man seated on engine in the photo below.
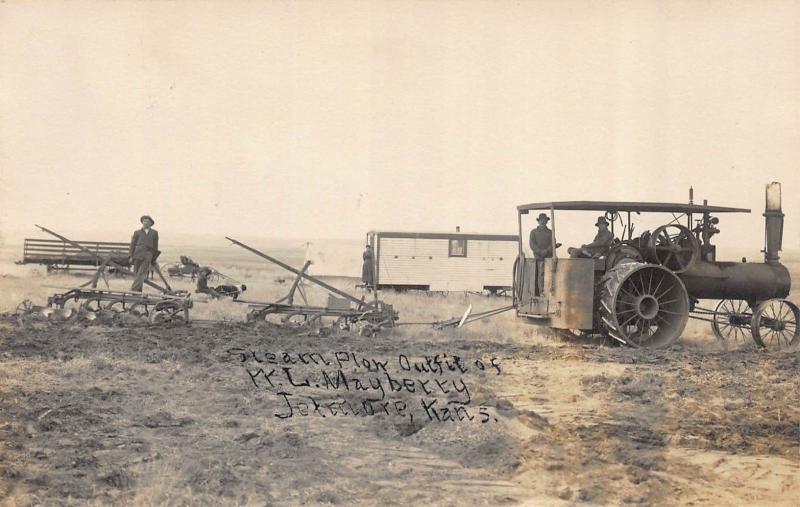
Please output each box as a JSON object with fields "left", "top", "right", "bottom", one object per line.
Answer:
{"left": 568, "top": 216, "right": 615, "bottom": 258}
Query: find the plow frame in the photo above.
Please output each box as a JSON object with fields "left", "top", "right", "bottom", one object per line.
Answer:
{"left": 27, "top": 226, "right": 193, "bottom": 323}
{"left": 47, "top": 288, "right": 193, "bottom": 323}
{"left": 226, "top": 237, "right": 399, "bottom": 334}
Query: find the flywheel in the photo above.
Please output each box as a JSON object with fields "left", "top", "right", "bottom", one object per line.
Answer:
{"left": 599, "top": 263, "right": 689, "bottom": 348}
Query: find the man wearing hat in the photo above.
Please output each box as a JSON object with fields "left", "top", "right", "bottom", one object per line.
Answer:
{"left": 530, "top": 213, "right": 556, "bottom": 294}
{"left": 529, "top": 213, "right": 555, "bottom": 259}
{"left": 361, "top": 244, "right": 375, "bottom": 290}
{"left": 568, "top": 216, "right": 614, "bottom": 258}
{"left": 129, "top": 215, "right": 159, "bottom": 291}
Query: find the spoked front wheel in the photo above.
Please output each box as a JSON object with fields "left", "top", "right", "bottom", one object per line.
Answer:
{"left": 750, "top": 299, "right": 799, "bottom": 349}
{"left": 711, "top": 299, "right": 753, "bottom": 347}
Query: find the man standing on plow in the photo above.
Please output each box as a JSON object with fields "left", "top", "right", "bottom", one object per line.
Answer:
{"left": 129, "top": 215, "right": 159, "bottom": 292}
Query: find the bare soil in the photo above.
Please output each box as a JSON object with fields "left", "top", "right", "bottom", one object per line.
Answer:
{"left": 0, "top": 314, "right": 797, "bottom": 506}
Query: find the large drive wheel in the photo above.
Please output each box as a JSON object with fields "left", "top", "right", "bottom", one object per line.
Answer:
{"left": 600, "top": 263, "right": 689, "bottom": 348}
{"left": 750, "top": 299, "right": 799, "bottom": 349}
{"left": 647, "top": 225, "right": 699, "bottom": 273}
{"left": 711, "top": 299, "right": 753, "bottom": 347}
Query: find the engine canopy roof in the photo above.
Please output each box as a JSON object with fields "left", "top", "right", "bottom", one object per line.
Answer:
{"left": 517, "top": 201, "right": 751, "bottom": 214}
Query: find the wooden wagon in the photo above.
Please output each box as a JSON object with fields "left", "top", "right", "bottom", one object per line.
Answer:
{"left": 19, "top": 238, "right": 131, "bottom": 272}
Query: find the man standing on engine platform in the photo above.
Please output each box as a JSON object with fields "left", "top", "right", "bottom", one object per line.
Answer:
{"left": 129, "top": 215, "right": 159, "bottom": 292}
{"left": 530, "top": 213, "right": 554, "bottom": 294}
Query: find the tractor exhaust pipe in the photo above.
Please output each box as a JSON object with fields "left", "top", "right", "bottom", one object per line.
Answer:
{"left": 764, "top": 182, "right": 784, "bottom": 264}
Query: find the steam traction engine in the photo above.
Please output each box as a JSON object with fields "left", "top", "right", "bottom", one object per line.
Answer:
{"left": 513, "top": 183, "right": 797, "bottom": 349}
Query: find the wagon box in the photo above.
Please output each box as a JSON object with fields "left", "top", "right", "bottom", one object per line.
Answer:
{"left": 20, "top": 238, "right": 131, "bottom": 272}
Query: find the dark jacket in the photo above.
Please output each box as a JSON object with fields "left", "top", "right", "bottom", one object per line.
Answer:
{"left": 529, "top": 226, "right": 553, "bottom": 259}
{"left": 129, "top": 228, "right": 159, "bottom": 260}
{"left": 584, "top": 229, "right": 614, "bottom": 255}
{"left": 361, "top": 248, "right": 374, "bottom": 284}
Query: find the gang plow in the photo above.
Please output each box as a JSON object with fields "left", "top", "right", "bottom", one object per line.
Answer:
{"left": 13, "top": 229, "right": 518, "bottom": 335}
{"left": 226, "top": 237, "right": 399, "bottom": 336}
{"left": 46, "top": 288, "right": 192, "bottom": 323}
{"left": 13, "top": 226, "right": 193, "bottom": 324}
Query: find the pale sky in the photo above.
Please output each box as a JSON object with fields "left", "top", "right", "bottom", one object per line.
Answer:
{"left": 1, "top": 1, "right": 799, "bottom": 251}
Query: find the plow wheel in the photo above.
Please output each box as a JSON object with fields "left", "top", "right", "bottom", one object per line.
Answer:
{"left": 750, "top": 299, "right": 799, "bottom": 349}
{"left": 711, "top": 299, "right": 753, "bottom": 347}
{"left": 647, "top": 224, "right": 699, "bottom": 274}
{"left": 15, "top": 299, "right": 36, "bottom": 315}
{"left": 600, "top": 263, "right": 689, "bottom": 348}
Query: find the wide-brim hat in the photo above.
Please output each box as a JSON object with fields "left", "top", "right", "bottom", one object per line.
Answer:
{"left": 140, "top": 215, "right": 155, "bottom": 225}
{"left": 536, "top": 213, "right": 550, "bottom": 222}
{"left": 595, "top": 217, "right": 609, "bottom": 226}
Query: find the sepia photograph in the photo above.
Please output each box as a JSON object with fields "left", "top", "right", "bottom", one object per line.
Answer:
{"left": 0, "top": 1, "right": 798, "bottom": 505}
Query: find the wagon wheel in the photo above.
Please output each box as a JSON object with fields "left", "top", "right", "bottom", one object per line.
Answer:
{"left": 750, "top": 299, "right": 799, "bottom": 349}
{"left": 647, "top": 225, "right": 699, "bottom": 274}
{"left": 711, "top": 299, "right": 753, "bottom": 347}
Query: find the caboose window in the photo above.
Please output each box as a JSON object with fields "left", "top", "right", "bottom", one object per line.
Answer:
{"left": 448, "top": 239, "right": 467, "bottom": 257}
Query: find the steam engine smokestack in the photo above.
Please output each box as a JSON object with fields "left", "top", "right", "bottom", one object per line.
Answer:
{"left": 764, "top": 182, "right": 784, "bottom": 263}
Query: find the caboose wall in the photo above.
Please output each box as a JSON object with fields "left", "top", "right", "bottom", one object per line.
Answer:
{"left": 375, "top": 235, "right": 518, "bottom": 291}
